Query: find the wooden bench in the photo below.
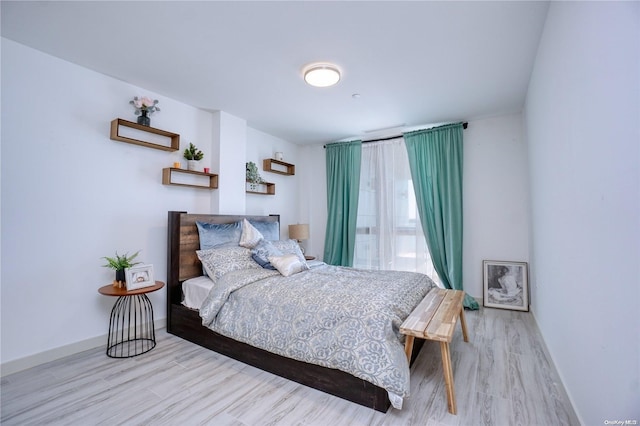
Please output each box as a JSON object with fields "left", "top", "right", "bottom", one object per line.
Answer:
{"left": 400, "top": 288, "right": 469, "bottom": 414}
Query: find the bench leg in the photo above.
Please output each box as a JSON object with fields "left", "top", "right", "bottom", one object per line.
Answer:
{"left": 440, "top": 341, "right": 457, "bottom": 415}
{"left": 459, "top": 307, "right": 469, "bottom": 342}
{"left": 404, "top": 335, "right": 415, "bottom": 363}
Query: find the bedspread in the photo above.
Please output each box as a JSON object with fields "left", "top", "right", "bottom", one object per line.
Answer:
{"left": 199, "top": 264, "right": 435, "bottom": 408}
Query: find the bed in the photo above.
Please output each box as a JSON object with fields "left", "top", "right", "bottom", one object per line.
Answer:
{"left": 166, "top": 211, "right": 434, "bottom": 412}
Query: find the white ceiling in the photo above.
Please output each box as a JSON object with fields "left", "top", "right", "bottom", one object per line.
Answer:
{"left": 1, "top": 1, "right": 549, "bottom": 145}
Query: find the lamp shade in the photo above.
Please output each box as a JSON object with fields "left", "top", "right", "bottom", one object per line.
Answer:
{"left": 288, "top": 224, "right": 309, "bottom": 240}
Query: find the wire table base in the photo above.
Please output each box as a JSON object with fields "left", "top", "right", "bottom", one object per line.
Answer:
{"left": 106, "top": 294, "right": 156, "bottom": 358}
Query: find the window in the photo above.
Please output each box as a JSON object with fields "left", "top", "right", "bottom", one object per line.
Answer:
{"left": 353, "top": 138, "right": 440, "bottom": 284}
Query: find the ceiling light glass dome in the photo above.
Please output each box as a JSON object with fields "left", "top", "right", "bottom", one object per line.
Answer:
{"left": 303, "top": 63, "right": 341, "bottom": 87}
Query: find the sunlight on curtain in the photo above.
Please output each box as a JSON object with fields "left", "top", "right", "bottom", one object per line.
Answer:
{"left": 353, "top": 138, "right": 440, "bottom": 285}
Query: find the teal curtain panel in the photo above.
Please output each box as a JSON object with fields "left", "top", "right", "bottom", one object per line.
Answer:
{"left": 323, "top": 141, "right": 362, "bottom": 266}
{"left": 404, "top": 124, "right": 478, "bottom": 309}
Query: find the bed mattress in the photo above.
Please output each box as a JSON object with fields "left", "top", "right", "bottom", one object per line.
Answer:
{"left": 182, "top": 276, "right": 215, "bottom": 310}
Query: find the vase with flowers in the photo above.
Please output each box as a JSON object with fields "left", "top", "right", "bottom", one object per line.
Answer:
{"left": 130, "top": 96, "right": 160, "bottom": 126}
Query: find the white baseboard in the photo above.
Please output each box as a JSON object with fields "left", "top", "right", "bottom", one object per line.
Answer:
{"left": 1, "top": 318, "right": 167, "bottom": 377}
{"left": 529, "top": 309, "right": 582, "bottom": 426}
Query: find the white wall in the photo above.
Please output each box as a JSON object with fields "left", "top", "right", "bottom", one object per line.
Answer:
{"left": 0, "top": 39, "right": 302, "bottom": 370}
{"left": 0, "top": 38, "right": 210, "bottom": 364}
{"left": 213, "top": 111, "right": 247, "bottom": 215}
{"left": 463, "top": 114, "right": 530, "bottom": 298}
{"left": 524, "top": 2, "right": 640, "bottom": 423}
{"left": 245, "top": 128, "right": 301, "bottom": 240}
{"left": 298, "top": 144, "right": 327, "bottom": 259}
{"left": 300, "top": 115, "right": 531, "bottom": 300}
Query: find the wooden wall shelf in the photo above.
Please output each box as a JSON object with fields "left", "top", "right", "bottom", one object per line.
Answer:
{"left": 246, "top": 181, "right": 275, "bottom": 195}
{"left": 111, "top": 119, "right": 180, "bottom": 152}
{"left": 263, "top": 159, "right": 295, "bottom": 176}
{"left": 163, "top": 168, "right": 218, "bottom": 190}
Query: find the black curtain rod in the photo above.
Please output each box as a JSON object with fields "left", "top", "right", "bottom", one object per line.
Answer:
{"left": 362, "top": 122, "right": 468, "bottom": 144}
{"left": 324, "top": 122, "right": 468, "bottom": 148}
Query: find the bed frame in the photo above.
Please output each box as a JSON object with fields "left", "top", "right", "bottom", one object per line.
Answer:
{"left": 166, "top": 211, "right": 424, "bottom": 412}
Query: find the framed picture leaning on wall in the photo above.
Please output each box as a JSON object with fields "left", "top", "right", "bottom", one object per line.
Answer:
{"left": 483, "top": 260, "right": 529, "bottom": 311}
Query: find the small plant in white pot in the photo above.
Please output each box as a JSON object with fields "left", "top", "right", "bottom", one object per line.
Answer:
{"left": 183, "top": 143, "right": 204, "bottom": 171}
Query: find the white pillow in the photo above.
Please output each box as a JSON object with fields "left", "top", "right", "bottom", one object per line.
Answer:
{"left": 271, "top": 239, "right": 309, "bottom": 270}
{"left": 268, "top": 254, "right": 306, "bottom": 277}
{"left": 239, "top": 218, "right": 264, "bottom": 248}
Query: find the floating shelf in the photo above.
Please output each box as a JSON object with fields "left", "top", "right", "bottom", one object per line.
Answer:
{"left": 163, "top": 168, "right": 218, "bottom": 190}
{"left": 263, "top": 159, "right": 295, "bottom": 176}
{"left": 246, "top": 181, "right": 275, "bottom": 195}
{"left": 111, "top": 119, "right": 180, "bottom": 152}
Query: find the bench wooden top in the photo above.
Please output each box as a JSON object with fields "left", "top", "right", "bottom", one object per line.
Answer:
{"left": 400, "top": 288, "right": 465, "bottom": 342}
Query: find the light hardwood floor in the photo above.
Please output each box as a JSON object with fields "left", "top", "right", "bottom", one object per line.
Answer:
{"left": 1, "top": 307, "right": 580, "bottom": 425}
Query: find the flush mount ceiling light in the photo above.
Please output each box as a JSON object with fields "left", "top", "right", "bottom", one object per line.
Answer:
{"left": 303, "top": 63, "right": 341, "bottom": 87}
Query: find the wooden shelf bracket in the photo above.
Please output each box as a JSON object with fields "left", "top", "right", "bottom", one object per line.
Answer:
{"left": 162, "top": 168, "right": 218, "bottom": 190}
{"left": 111, "top": 119, "right": 180, "bottom": 152}
{"left": 263, "top": 159, "right": 295, "bottom": 176}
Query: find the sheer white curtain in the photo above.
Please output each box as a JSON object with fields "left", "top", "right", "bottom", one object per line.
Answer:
{"left": 353, "top": 138, "right": 440, "bottom": 284}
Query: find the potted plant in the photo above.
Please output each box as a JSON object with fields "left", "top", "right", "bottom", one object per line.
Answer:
{"left": 102, "top": 250, "right": 141, "bottom": 288}
{"left": 183, "top": 143, "right": 204, "bottom": 171}
{"left": 246, "top": 161, "right": 264, "bottom": 191}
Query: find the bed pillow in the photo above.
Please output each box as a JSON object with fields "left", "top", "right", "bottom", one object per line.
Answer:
{"left": 196, "top": 221, "right": 242, "bottom": 250}
{"left": 268, "top": 254, "right": 307, "bottom": 277}
{"left": 271, "top": 239, "right": 310, "bottom": 270}
{"left": 249, "top": 220, "right": 280, "bottom": 241}
{"left": 239, "top": 219, "right": 264, "bottom": 248}
{"left": 250, "top": 239, "right": 283, "bottom": 270}
{"left": 196, "top": 246, "right": 260, "bottom": 280}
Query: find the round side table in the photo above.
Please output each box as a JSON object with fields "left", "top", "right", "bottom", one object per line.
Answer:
{"left": 98, "top": 281, "right": 164, "bottom": 358}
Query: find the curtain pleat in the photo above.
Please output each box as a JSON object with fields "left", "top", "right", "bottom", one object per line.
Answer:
{"left": 404, "top": 124, "right": 478, "bottom": 309}
{"left": 323, "top": 141, "right": 362, "bottom": 266}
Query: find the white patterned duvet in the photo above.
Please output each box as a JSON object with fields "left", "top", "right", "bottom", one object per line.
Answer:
{"left": 199, "top": 264, "right": 435, "bottom": 409}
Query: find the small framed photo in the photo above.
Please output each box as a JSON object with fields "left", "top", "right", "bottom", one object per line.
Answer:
{"left": 125, "top": 264, "right": 155, "bottom": 291}
{"left": 483, "top": 260, "right": 529, "bottom": 311}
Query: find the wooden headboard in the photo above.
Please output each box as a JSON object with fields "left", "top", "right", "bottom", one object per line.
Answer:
{"left": 166, "top": 211, "right": 280, "bottom": 311}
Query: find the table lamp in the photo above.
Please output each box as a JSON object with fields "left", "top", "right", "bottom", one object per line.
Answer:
{"left": 288, "top": 223, "right": 309, "bottom": 253}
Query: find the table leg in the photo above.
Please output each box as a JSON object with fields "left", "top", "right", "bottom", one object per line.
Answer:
{"left": 459, "top": 307, "right": 469, "bottom": 343}
{"left": 404, "top": 335, "right": 415, "bottom": 363}
{"left": 440, "top": 341, "right": 457, "bottom": 415}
